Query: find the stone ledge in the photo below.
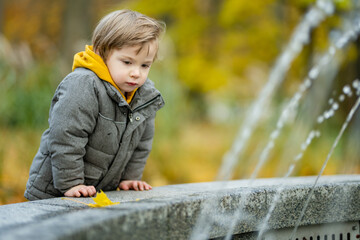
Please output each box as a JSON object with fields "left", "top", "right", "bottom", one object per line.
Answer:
{"left": 0, "top": 175, "right": 359, "bottom": 240}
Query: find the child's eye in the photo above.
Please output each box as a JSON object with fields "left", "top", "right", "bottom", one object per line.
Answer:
{"left": 123, "top": 61, "right": 131, "bottom": 65}
{"left": 142, "top": 64, "right": 150, "bottom": 68}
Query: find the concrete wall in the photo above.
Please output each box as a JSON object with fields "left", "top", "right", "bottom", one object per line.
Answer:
{"left": 0, "top": 175, "right": 359, "bottom": 240}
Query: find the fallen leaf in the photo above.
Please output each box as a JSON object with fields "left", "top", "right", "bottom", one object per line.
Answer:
{"left": 88, "top": 190, "right": 120, "bottom": 208}
{"left": 62, "top": 190, "right": 120, "bottom": 208}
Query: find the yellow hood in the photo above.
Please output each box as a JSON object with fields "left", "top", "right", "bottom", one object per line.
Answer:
{"left": 72, "top": 45, "right": 136, "bottom": 104}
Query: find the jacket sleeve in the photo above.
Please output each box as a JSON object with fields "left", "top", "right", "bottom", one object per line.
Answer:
{"left": 121, "top": 115, "right": 155, "bottom": 180}
{"left": 48, "top": 73, "right": 98, "bottom": 193}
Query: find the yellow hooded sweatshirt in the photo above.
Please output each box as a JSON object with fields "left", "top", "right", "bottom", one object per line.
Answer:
{"left": 72, "top": 45, "right": 137, "bottom": 104}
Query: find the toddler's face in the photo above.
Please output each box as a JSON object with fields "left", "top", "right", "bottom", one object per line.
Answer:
{"left": 105, "top": 41, "right": 157, "bottom": 95}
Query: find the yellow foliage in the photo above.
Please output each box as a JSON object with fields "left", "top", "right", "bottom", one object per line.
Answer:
{"left": 334, "top": 0, "right": 352, "bottom": 10}
{"left": 219, "top": 0, "right": 276, "bottom": 27}
{"left": 178, "top": 55, "right": 228, "bottom": 92}
{"left": 62, "top": 190, "right": 120, "bottom": 208}
{"left": 88, "top": 190, "right": 120, "bottom": 208}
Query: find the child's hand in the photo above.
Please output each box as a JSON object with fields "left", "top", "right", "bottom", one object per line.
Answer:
{"left": 64, "top": 185, "right": 97, "bottom": 197}
{"left": 119, "top": 180, "right": 152, "bottom": 191}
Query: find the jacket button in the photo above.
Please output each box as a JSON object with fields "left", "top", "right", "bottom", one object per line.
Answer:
{"left": 135, "top": 116, "right": 141, "bottom": 121}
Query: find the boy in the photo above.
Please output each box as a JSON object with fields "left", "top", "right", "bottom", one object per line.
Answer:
{"left": 24, "top": 10, "right": 165, "bottom": 200}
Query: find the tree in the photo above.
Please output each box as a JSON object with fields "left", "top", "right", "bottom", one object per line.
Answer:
{"left": 0, "top": 0, "right": 4, "bottom": 33}
{"left": 60, "top": 0, "right": 94, "bottom": 68}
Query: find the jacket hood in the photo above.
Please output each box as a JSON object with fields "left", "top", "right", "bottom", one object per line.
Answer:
{"left": 72, "top": 45, "right": 136, "bottom": 104}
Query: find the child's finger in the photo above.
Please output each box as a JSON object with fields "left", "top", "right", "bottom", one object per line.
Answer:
{"left": 144, "top": 182, "right": 152, "bottom": 190}
{"left": 74, "top": 190, "right": 81, "bottom": 197}
{"left": 86, "top": 188, "right": 93, "bottom": 196}
{"left": 85, "top": 186, "right": 95, "bottom": 196}
{"left": 89, "top": 186, "right": 96, "bottom": 196}
{"left": 84, "top": 188, "right": 92, "bottom": 197}
{"left": 132, "top": 181, "right": 139, "bottom": 191}
{"left": 79, "top": 188, "right": 88, "bottom": 196}
{"left": 138, "top": 182, "right": 144, "bottom": 191}
{"left": 122, "top": 184, "right": 130, "bottom": 190}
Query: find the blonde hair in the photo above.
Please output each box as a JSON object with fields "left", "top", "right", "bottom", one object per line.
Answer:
{"left": 92, "top": 9, "right": 166, "bottom": 61}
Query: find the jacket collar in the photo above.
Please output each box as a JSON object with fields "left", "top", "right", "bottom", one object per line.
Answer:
{"left": 72, "top": 45, "right": 137, "bottom": 104}
{"left": 103, "top": 79, "right": 163, "bottom": 111}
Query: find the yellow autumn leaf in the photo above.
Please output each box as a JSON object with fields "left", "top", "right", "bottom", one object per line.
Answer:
{"left": 88, "top": 190, "right": 120, "bottom": 208}
{"left": 62, "top": 190, "right": 120, "bottom": 208}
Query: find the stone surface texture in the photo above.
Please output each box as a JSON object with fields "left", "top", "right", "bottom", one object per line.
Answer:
{"left": 0, "top": 175, "right": 359, "bottom": 240}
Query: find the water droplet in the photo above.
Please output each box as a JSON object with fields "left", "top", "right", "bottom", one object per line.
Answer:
{"left": 332, "top": 102, "right": 339, "bottom": 110}
{"left": 243, "top": 129, "right": 251, "bottom": 138}
{"left": 352, "top": 79, "right": 360, "bottom": 89}
{"left": 309, "top": 67, "right": 319, "bottom": 79}
{"left": 309, "top": 130, "right": 317, "bottom": 139}
{"left": 268, "top": 141, "right": 275, "bottom": 149}
{"left": 317, "top": 0, "right": 334, "bottom": 14}
{"left": 343, "top": 85, "right": 351, "bottom": 94}
{"left": 304, "top": 79, "right": 312, "bottom": 88}
{"left": 324, "top": 110, "right": 333, "bottom": 119}
{"left": 343, "top": 84, "right": 353, "bottom": 97}
{"left": 293, "top": 93, "right": 302, "bottom": 102}
{"left": 329, "top": 46, "right": 336, "bottom": 55}
{"left": 339, "top": 94, "right": 345, "bottom": 102}
{"left": 317, "top": 116, "right": 324, "bottom": 123}
{"left": 270, "top": 130, "right": 279, "bottom": 140}
{"left": 301, "top": 142, "right": 307, "bottom": 150}
{"left": 328, "top": 98, "right": 334, "bottom": 105}
{"left": 299, "top": 83, "right": 307, "bottom": 92}
{"left": 308, "top": 132, "right": 314, "bottom": 139}
{"left": 294, "top": 154, "right": 303, "bottom": 162}
{"left": 335, "top": 36, "right": 347, "bottom": 49}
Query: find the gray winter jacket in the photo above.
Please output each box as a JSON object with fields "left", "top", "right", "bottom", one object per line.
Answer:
{"left": 24, "top": 68, "right": 164, "bottom": 200}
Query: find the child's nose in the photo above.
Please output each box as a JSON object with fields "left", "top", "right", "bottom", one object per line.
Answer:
{"left": 130, "top": 67, "right": 140, "bottom": 78}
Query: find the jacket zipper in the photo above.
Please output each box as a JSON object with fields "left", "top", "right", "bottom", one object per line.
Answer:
{"left": 128, "top": 95, "right": 160, "bottom": 122}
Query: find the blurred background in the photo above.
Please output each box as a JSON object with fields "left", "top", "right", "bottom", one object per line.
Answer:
{"left": 0, "top": 0, "right": 359, "bottom": 204}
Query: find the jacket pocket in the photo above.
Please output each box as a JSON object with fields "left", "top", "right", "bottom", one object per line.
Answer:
{"left": 87, "top": 113, "right": 126, "bottom": 155}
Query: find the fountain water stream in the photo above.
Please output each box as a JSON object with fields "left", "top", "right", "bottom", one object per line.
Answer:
{"left": 216, "top": 0, "right": 335, "bottom": 181}
{"left": 191, "top": 1, "right": 360, "bottom": 239}
{"left": 251, "top": 15, "right": 360, "bottom": 182}
{"left": 289, "top": 95, "right": 360, "bottom": 239}
{"left": 230, "top": 18, "right": 360, "bottom": 240}
{"left": 257, "top": 79, "right": 360, "bottom": 239}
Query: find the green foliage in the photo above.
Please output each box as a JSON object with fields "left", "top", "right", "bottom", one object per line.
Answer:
{"left": 334, "top": 0, "right": 352, "bottom": 11}
{"left": 0, "top": 61, "right": 58, "bottom": 128}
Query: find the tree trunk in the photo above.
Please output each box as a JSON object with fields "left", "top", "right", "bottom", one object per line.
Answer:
{"left": 0, "top": 0, "right": 4, "bottom": 34}
{"left": 60, "top": 0, "right": 93, "bottom": 69}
